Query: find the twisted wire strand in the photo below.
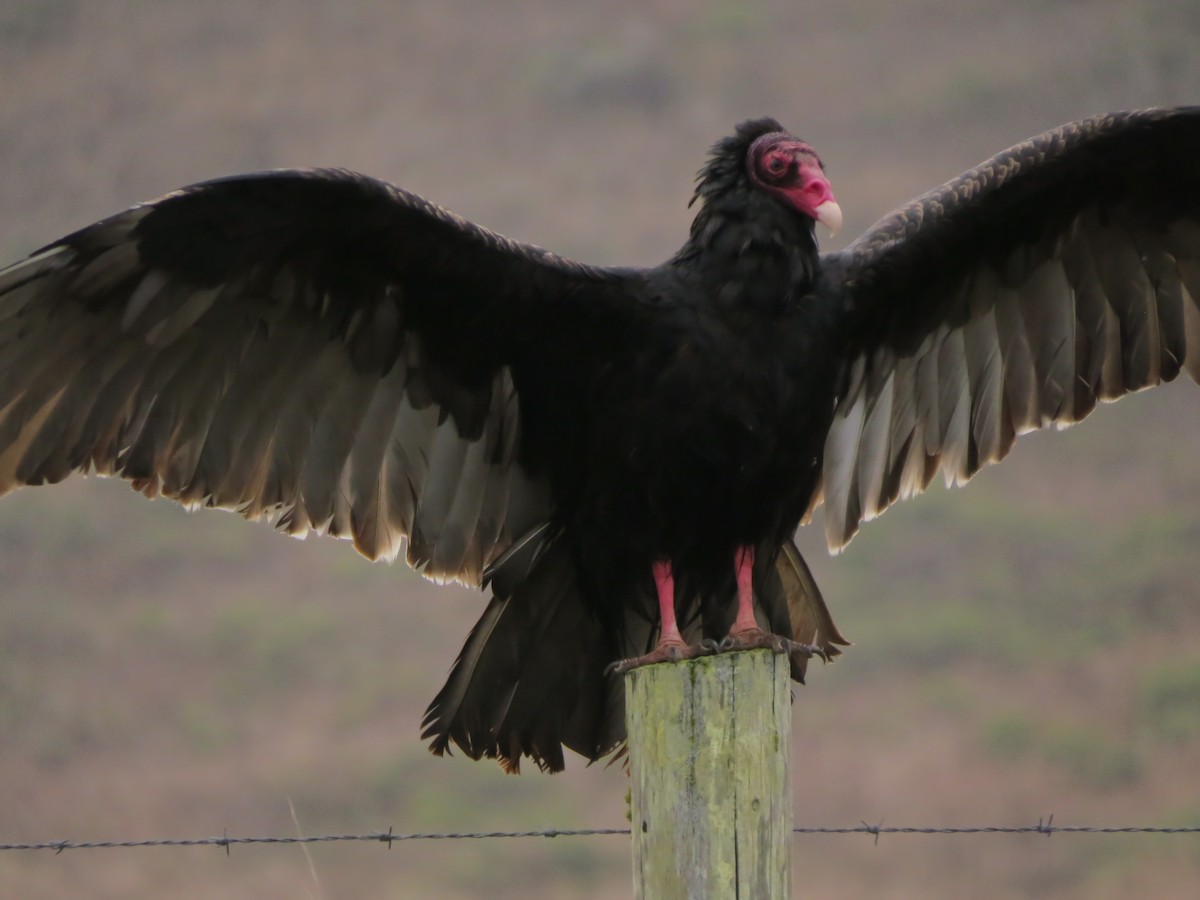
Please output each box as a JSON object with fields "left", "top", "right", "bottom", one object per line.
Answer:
{"left": 3, "top": 820, "right": 1199, "bottom": 852}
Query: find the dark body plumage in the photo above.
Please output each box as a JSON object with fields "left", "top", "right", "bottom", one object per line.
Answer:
{"left": 2, "top": 108, "right": 1199, "bottom": 771}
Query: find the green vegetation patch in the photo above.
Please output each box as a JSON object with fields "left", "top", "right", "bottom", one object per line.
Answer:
{"left": 0, "top": 0, "right": 78, "bottom": 45}
{"left": 981, "top": 710, "right": 1039, "bottom": 761}
{"left": 982, "top": 711, "right": 1142, "bottom": 789}
{"left": 206, "top": 599, "right": 343, "bottom": 697}
{"left": 1137, "top": 656, "right": 1200, "bottom": 742}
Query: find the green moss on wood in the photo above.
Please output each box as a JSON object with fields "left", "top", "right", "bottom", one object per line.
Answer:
{"left": 625, "top": 649, "right": 791, "bottom": 899}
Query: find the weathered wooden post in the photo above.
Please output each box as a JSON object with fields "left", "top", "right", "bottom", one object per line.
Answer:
{"left": 625, "top": 648, "right": 792, "bottom": 898}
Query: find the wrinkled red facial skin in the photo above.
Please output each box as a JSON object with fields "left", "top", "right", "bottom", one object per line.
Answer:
{"left": 747, "top": 134, "right": 837, "bottom": 223}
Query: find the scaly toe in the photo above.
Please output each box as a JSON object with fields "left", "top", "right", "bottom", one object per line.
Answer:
{"left": 718, "top": 627, "right": 813, "bottom": 655}
{"left": 606, "top": 640, "right": 708, "bottom": 675}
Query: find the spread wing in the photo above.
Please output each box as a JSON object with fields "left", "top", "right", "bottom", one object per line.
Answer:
{"left": 0, "top": 168, "right": 632, "bottom": 583}
{"left": 819, "top": 106, "right": 1200, "bottom": 549}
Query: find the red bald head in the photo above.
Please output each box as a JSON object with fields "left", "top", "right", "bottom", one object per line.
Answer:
{"left": 746, "top": 133, "right": 842, "bottom": 235}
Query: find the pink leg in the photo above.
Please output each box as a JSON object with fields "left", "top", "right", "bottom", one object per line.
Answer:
{"left": 606, "top": 559, "right": 710, "bottom": 674}
{"left": 721, "top": 544, "right": 822, "bottom": 659}
{"left": 653, "top": 560, "right": 686, "bottom": 647}
{"left": 730, "top": 545, "right": 759, "bottom": 635}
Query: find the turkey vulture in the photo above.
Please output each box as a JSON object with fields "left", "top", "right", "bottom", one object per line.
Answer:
{"left": 1, "top": 107, "right": 1199, "bottom": 772}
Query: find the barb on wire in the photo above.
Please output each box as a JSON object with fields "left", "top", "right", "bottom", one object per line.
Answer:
{"left": 2, "top": 819, "right": 1200, "bottom": 853}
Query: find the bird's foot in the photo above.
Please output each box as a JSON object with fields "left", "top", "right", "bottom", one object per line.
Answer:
{"left": 605, "top": 638, "right": 715, "bottom": 675}
{"left": 718, "top": 626, "right": 829, "bottom": 661}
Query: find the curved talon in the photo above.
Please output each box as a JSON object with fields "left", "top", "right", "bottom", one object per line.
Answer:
{"left": 606, "top": 639, "right": 709, "bottom": 675}
{"left": 781, "top": 639, "right": 828, "bottom": 661}
{"left": 802, "top": 642, "right": 828, "bottom": 661}
{"left": 716, "top": 627, "right": 830, "bottom": 658}
{"left": 606, "top": 634, "right": 830, "bottom": 672}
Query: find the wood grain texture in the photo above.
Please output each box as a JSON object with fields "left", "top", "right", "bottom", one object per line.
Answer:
{"left": 626, "top": 650, "right": 791, "bottom": 899}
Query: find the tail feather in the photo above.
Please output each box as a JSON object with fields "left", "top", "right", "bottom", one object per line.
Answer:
{"left": 421, "top": 529, "right": 623, "bottom": 773}
{"left": 762, "top": 539, "right": 850, "bottom": 681}
{"left": 424, "top": 533, "right": 847, "bottom": 773}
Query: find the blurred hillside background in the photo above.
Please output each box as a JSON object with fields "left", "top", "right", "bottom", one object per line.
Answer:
{"left": 2, "top": 1, "right": 1200, "bottom": 897}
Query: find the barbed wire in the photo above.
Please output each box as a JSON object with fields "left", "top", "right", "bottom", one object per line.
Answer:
{"left": 0, "top": 828, "right": 629, "bottom": 854}
{"left": 3, "top": 817, "right": 1199, "bottom": 853}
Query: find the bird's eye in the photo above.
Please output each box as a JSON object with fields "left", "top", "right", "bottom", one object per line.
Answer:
{"left": 765, "top": 155, "right": 788, "bottom": 176}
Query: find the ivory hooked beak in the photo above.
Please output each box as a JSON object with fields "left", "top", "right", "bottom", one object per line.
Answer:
{"left": 815, "top": 199, "right": 843, "bottom": 237}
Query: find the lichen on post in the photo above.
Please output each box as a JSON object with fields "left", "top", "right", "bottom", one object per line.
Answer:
{"left": 625, "top": 648, "right": 792, "bottom": 899}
